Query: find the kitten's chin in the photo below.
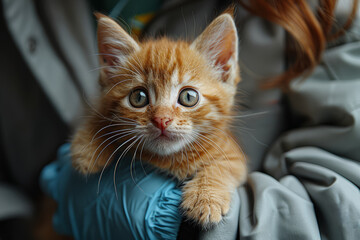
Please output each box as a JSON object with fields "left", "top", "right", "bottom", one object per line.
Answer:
{"left": 145, "top": 136, "right": 187, "bottom": 156}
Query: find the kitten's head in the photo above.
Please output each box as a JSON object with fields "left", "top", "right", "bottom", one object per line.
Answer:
{"left": 95, "top": 13, "right": 240, "bottom": 156}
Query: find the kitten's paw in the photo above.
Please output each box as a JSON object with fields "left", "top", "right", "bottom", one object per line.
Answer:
{"left": 181, "top": 183, "right": 231, "bottom": 227}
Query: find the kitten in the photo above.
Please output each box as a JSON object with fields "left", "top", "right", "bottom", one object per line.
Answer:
{"left": 71, "top": 12, "right": 247, "bottom": 226}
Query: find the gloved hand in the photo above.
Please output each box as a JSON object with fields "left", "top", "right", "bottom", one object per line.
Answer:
{"left": 40, "top": 143, "right": 182, "bottom": 240}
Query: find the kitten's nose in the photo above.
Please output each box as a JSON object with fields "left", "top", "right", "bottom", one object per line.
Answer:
{"left": 152, "top": 117, "right": 173, "bottom": 130}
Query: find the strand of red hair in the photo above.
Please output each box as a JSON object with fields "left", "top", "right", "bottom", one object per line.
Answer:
{"left": 238, "top": 0, "right": 359, "bottom": 89}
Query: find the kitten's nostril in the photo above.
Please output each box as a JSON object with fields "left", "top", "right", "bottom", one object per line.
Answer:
{"left": 152, "top": 117, "right": 162, "bottom": 129}
{"left": 152, "top": 117, "right": 172, "bottom": 130}
{"left": 164, "top": 119, "right": 172, "bottom": 127}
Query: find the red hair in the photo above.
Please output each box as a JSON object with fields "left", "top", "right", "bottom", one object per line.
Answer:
{"left": 238, "top": 0, "right": 359, "bottom": 89}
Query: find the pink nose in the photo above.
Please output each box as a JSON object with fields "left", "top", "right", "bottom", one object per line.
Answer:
{"left": 152, "top": 117, "right": 173, "bottom": 130}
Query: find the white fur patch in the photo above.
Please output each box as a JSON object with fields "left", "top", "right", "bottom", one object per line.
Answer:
{"left": 144, "top": 124, "right": 195, "bottom": 156}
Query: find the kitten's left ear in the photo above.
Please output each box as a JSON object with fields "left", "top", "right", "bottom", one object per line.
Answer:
{"left": 95, "top": 13, "right": 140, "bottom": 78}
{"left": 191, "top": 14, "right": 239, "bottom": 84}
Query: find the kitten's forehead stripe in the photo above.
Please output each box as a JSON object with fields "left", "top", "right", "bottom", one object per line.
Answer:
{"left": 171, "top": 68, "right": 179, "bottom": 85}
{"left": 181, "top": 73, "right": 192, "bottom": 85}
{"left": 138, "top": 39, "right": 201, "bottom": 86}
{"left": 175, "top": 47, "right": 183, "bottom": 77}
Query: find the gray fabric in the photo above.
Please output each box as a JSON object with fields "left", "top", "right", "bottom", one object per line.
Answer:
{"left": 200, "top": 3, "right": 360, "bottom": 240}
{"left": 0, "top": 0, "right": 68, "bottom": 193}
{"left": 144, "top": 0, "right": 219, "bottom": 41}
{"left": 0, "top": 0, "right": 97, "bottom": 221}
{"left": 2, "top": 0, "right": 98, "bottom": 126}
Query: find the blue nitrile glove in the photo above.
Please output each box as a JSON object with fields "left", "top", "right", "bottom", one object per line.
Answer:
{"left": 40, "top": 143, "right": 182, "bottom": 240}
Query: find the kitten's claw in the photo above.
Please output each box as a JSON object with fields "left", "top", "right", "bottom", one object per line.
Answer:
{"left": 181, "top": 182, "right": 231, "bottom": 227}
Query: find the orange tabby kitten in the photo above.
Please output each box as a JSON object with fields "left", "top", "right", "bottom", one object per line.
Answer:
{"left": 71, "top": 13, "right": 247, "bottom": 226}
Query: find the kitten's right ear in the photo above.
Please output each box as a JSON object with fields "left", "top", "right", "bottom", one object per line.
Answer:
{"left": 191, "top": 13, "right": 239, "bottom": 85}
{"left": 95, "top": 13, "right": 139, "bottom": 76}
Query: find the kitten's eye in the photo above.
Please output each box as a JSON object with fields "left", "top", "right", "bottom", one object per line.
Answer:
{"left": 178, "top": 88, "right": 199, "bottom": 107}
{"left": 129, "top": 89, "right": 149, "bottom": 108}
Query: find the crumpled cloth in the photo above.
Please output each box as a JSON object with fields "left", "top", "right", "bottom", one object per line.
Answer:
{"left": 40, "top": 143, "right": 182, "bottom": 240}
{"left": 200, "top": 12, "right": 360, "bottom": 240}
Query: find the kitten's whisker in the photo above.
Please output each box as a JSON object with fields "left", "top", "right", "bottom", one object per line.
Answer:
{"left": 193, "top": 137, "right": 226, "bottom": 179}
{"left": 77, "top": 117, "right": 135, "bottom": 157}
{"left": 230, "top": 111, "right": 270, "bottom": 119}
{"left": 178, "top": 133, "right": 193, "bottom": 178}
{"left": 90, "top": 130, "right": 138, "bottom": 174}
{"left": 93, "top": 114, "right": 138, "bottom": 125}
{"left": 190, "top": 139, "right": 217, "bottom": 184}
{"left": 138, "top": 138, "right": 148, "bottom": 176}
{"left": 192, "top": 137, "right": 216, "bottom": 163}
{"left": 86, "top": 133, "right": 124, "bottom": 178}
{"left": 89, "top": 66, "right": 105, "bottom": 72}
{"left": 91, "top": 123, "right": 137, "bottom": 142}
{"left": 129, "top": 136, "right": 145, "bottom": 190}
{"left": 92, "top": 129, "right": 133, "bottom": 142}
{"left": 95, "top": 53, "right": 122, "bottom": 58}
{"left": 84, "top": 101, "right": 136, "bottom": 124}
{"left": 105, "top": 79, "right": 132, "bottom": 95}
{"left": 82, "top": 96, "right": 109, "bottom": 121}
{"left": 200, "top": 126, "right": 248, "bottom": 165}
{"left": 130, "top": 55, "right": 143, "bottom": 73}
{"left": 231, "top": 127, "right": 268, "bottom": 147}
{"left": 111, "top": 114, "right": 138, "bottom": 123}
{"left": 125, "top": 60, "right": 142, "bottom": 76}
{"left": 107, "top": 73, "right": 134, "bottom": 80}
{"left": 205, "top": 125, "right": 249, "bottom": 157}
{"left": 97, "top": 135, "right": 137, "bottom": 194}
{"left": 193, "top": 131, "right": 230, "bottom": 163}
{"left": 112, "top": 65, "right": 139, "bottom": 76}
{"left": 113, "top": 136, "right": 141, "bottom": 199}
{"left": 186, "top": 137, "right": 207, "bottom": 183}
{"left": 192, "top": 131, "right": 233, "bottom": 172}
{"left": 89, "top": 65, "right": 116, "bottom": 72}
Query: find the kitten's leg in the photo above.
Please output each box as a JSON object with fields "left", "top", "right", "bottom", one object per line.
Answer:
{"left": 181, "top": 156, "right": 247, "bottom": 227}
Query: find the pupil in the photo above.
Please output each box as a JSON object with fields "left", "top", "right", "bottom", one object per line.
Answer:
{"left": 137, "top": 91, "right": 145, "bottom": 103}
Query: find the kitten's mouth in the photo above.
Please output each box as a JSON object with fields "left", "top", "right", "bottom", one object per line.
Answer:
{"left": 157, "top": 134, "right": 169, "bottom": 139}
{"left": 155, "top": 132, "right": 174, "bottom": 141}
{"left": 146, "top": 130, "right": 188, "bottom": 156}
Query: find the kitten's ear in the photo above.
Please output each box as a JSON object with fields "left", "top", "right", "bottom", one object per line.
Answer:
{"left": 191, "top": 14, "right": 239, "bottom": 84}
{"left": 95, "top": 13, "right": 139, "bottom": 76}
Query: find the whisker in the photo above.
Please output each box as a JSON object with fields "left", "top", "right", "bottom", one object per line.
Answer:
{"left": 130, "top": 136, "right": 145, "bottom": 185}
{"left": 91, "top": 123, "right": 137, "bottom": 141}
{"left": 90, "top": 130, "right": 138, "bottom": 174}
{"left": 97, "top": 135, "right": 137, "bottom": 194}
{"left": 113, "top": 136, "right": 141, "bottom": 199}
{"left": 231, "top": 110, "right": 270, "bottom": 119}
{"left": 138, "top": 138, "right": 148, "bottom": 176}
{"left": 198, "top": 126, "right": 248, "bottom": 163}
{"left": 105, "top": 79, "right": 132, "bottom": 95}
{"left": 193, "top": 131, "right": 230, "bottom": 163}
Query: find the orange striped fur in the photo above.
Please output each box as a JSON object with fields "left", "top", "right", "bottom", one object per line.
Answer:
{"left": 71, "top": 13, "right": 247, "bottom": 226}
